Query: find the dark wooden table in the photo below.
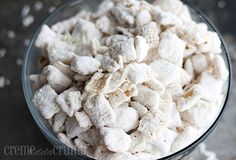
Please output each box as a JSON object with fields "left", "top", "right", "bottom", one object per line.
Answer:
{"left": 0, "top": 0, "right": 235, "bottom": 159}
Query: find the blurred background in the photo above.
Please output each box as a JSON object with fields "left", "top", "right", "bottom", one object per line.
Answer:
{"left": 0, "top": 0, "right": 235, "bottom": 160}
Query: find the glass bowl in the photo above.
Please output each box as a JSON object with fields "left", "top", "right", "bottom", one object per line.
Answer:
{"left": 22, "top": 0, "right": 232, "bottom": 159}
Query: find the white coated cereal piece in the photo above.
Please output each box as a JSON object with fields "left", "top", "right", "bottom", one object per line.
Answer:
{"left": 171, "top": 125, "right": 201, "bottom": 152}
{"left": 138, "top": 111, "right": 166, "bottom": 138}
{"left": 179, "top": 68, "right": 191, "bottom": 87}
{"left": 75, "top": 111, "right": 93, "bottom": 129}
{"left": 93, "top": 0, "right": 114, "bottom": 18}
{"left": 149, "top": 59, "right": 180, "bottom": 86}
{"left": 134, "top": 36, "right": 150, "bottom": 62}
{"left": 47, "top": 40, "right": 77, "bottom": 64}
{"left": 58, "top": 133, "right": 76, "bottom": 149}
{"left": 143, "top": 79, "right": 165, "bottom": 95}
{"left": 125, "top": 63, "right": 157, "bottom": 84}
{"left": 184, "top": 58, "right": 194, "bottom": 79}
{"left": 198, "top": 71, "right": 223, "bottom": 102}
{"left": 108, "top": 81, "right": 138, "bottom": 107}
{"left": 134, "top": 152, "right": 160, "bottom": 160}
{"left": 101, "top": 55, "right": 120, "bottom": 72}
{"left": 56, "top": 88, "right": 82, "bottom": 117}
{"left": 146, "top": 126, "right": 178, "bottom": 154}
{"left": 107, "top": 71, "right": 124, "bottom": 93}
{"left": 118, "top": 102, "right": 129, "bottom": 108}
{"left": 177, "top": 22, "right": 208, "bottom": 45}
{"left": 110, "top": 106, "right": 139, "bottom": 132}
{"left": 205, "top": 52, "right": 215, "bottom": 63}
{"left": 110, "top": 38, "right": 137, "bottom": 63}
{"left": 74, "top": 138, "right": 94, "bottom": 158}
{"left": 65, "top": 117, "right": 87, "bottom": 139}
{"left": 78, "top": 128, "right": 101, "bottom": 147}
{"left": 184, "top": 44, "right": 197, "bottom": 58}
{"left": 129, "top": 131, "right": 146, "bottom": 153}
{"left": 95, "top": 54, "right": 104, "bottom": 62}
{"left": 156, "top": 11, "right": 182, "bottom": 27}
{"left": 138, "top": 22, "right": 160, "bottom": 49}
{"left": 96, "top": 16, "right": 114, "bottom": 34}
{"left": 136, "top": 10, "right": 152, "bottom": 26}
{"left": 72, "top": 19, "right": 102, "bottom": 42}
{"left": 212, "top": 55, "right": 229, "bottom": 80}
{"left": 74, "top": 42, "right": 94, "bottom": 57}
{"left": 53, "top": 110, "right": 67, "bottom": 133}
{"left": 146, "top": 4, "right": 162, "bottom": 18}
{"left": 85, "top": 72, "right": 112, "bottom": 94}
{"left": 111, "top": 4, "right": 135, "bottom": 26}
{"left": 117, "top": 55, "right": 124, "bottom": 71}
{"left": 29, "top": 74, "right": 43, "bottom": 91}
{"left": 32, "top": 85, "right": 60, "bottom": 119}
{"left": 71, "top": 56, "right": 101, "bottom": 75}
{"left": 51, "top": 12, "right": 88, "bottom": 34}
{"left": 84, "top": 94, "right": 115, "bottom": 127}
{"left": 198, "top": 31, "right": 222, "bottom": 54}
{"left": 52, "top": 61, "right": 74, "bottom": 78}
{"left": 158, "top": 32, "right": 186, "bottom": 66}
{"left": 166, "top": 82, "right": 183, "bottom": 97}
{"left": 133, "top": 85, "right": 160, "bottom": 111}
{"left": 191, "top": 54, "right": 208, "bottom": 74}
{"left": 130, "top": 101, "right": 148, "bottom": 118}
{"left": 177, "top": 4, "right": 192, "bottom": 23}
{"left": 215, "top": 94, "right": 225, "bottom": 110}
{"left": 144, "top": 143, "right": 161, "bottom": 155}
{"left": 181, "top": 100, "right": 215, "bottom": 128}
{"left": 160, "top": 92, "right": 173, "bottom": 103}
{"left": 120, "top": 80, "right": 138, "bottom": 95}
{"left": 35, "top": 25, "right": 57, "bottom": 48}
{"left": 177, "top": 84, "right": 203, "bottom": 112}
{"left": 105, "top": 35, "right": 129, "bottom": 46}
{"left": 90, "top": 40, "right": 98, "bottom": 57}
{"left": 159, "top": 101, "right": 182, "bottom": 128}
{"left": 119, "top": 0, "right": 141, "bottom": 15}
{"left": 100, "top": 127, "right": 131, "bottom": 152}
{"left": 96, "top": 45, "right": 109, "bottom": 55}
{"left": 154, "top": 0, "right": 192, "bottom": 22}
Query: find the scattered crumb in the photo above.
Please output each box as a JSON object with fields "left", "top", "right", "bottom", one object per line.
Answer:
{"left": 16, "top": 58, "right": 23, "bottom": 66}
{"left": 34, "top": 1, "right": 43, "bottom": 11}
{"left": 22, "top": 15, "right": 34, "bottom": 27}
{"left": 199, "top": 143, "right": 218, "bottom": 160}
{"left": 218, "top": 0, "right": 226, "bottom": 9}
{"left": 7, "top": 30, "right": 15, "bottom": 39}
{"left": 48, "top": 6, "right": 56, "bottom": 13}
{"left": 5, "top": 79, "right": 10, "bottom": 86}
{"left": 21, "top": 5, "right": 31, "bottom": 17}
{"left": 0, "top": 77, "right": 4, "bottom": 88}
{"left": 24, "top": 39, "right": 30, "bottom": 46}
{"left": 0, "top": 48, "right": 6, "bottom": 58}
{"left": 0, "top": 77, "right": 9, "bottom": 88}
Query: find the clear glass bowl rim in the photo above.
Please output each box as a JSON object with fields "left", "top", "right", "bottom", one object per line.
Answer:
{"left": 22, "top": 0, "right": 232, "bottom": 159}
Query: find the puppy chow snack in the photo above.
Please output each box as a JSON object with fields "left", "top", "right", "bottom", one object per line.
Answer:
{"left": 31, "top": 0, "right": 229, "bottom": 159}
